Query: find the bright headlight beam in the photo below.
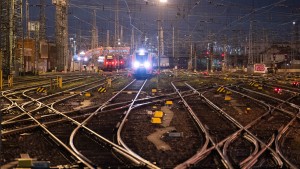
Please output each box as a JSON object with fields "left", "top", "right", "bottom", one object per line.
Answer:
{"left": 138, "top": 49, "right": 145, "bottom": 55}
{"left": 134, "top": 61, "right": 140, "bottom": 68}
{"left": 144, "top": 61, "right": 150, "bottom": 68}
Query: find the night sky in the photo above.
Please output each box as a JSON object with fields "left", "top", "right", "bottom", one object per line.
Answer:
{"left": 28, "top": 0, "right": 300, "bottom": 50}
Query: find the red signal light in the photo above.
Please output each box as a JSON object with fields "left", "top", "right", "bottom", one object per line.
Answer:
{"left": 206, "top": 51, "right": 210, "bottom": 55}
{"left": 274, "top": 87, "right": 282, "bottom": 93}
{"left": 221, "top": 53, "right": 225, "bottom": 57}
{"left": 292, "top": 82, "right": 299, "bottom": 87}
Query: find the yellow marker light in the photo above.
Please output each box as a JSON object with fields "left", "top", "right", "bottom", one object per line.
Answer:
{"left": 151, "top": 117, "right": 162, "bottom": 124}
{"left": 166, "top": 101, "right": 173, "bottom": 105}
{"left": 154, "top": 111, "right": 164, "bottom": 118}
{"left": 224, "top": 95, "right": 231, "bottom": 101}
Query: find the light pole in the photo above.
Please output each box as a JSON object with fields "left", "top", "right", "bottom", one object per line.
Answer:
{"left": 206, "top": 57, "right": 209, "bottom": 72}
{"left": 72, "top": 40, "right": 76, "bottom": 72}
{"left": 158, "top": 0, "right": 167, "bottom": 72}
{"left": 79, "top": 51, "right": 85, "bottom": 72}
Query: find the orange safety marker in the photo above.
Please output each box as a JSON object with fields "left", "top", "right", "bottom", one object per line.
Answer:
{"left": 57, "top": 76, "right": 63, "bottom": 89}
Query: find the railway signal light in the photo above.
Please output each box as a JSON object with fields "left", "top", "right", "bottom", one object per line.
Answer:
{"left": 221, "top": 53, "right": 225, "bottom": 57}
{"left": 274, "top": 87, "right": 282, "bottom": 94}
{"left": 292, "top": 81, "right": 299, "bottom": 87}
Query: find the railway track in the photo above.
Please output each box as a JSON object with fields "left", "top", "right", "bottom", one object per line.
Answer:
{"left": 173, "top": 81, "right": 296, "bottom": 168}
{"left": 1, "top": 72, "right": 299, "bottom": 168}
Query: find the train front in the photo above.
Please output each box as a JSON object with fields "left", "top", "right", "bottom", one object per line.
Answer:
{"left": 132, "top": 48, "right": 153, "bottom": 78}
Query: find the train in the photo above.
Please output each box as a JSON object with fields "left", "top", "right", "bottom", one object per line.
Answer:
{"left": 131, "top": 48, "right": 155, "bottom": 77}
{"left": 102, "top": 55, "right": 126, "bottom": 71}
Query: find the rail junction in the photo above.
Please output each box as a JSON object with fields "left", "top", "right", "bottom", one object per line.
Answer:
{"left": 0, "top": 71, "right": 300, "bottom": 168}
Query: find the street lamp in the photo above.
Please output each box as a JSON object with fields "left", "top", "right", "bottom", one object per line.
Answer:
{"left": 157, "top": 0, "right": 167, "bottom": 72}
{"left": 206, "top": 57, "right": 209, "bottom": 72}
{"left": 79, "top": 51, "right": 85, "bottom": 72}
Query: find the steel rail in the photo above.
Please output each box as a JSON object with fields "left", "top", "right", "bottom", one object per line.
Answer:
{"left": 2, "top": 77, "right": 106, "bottom": 124}
{"left": 11, "top": 101, "right": 95, "bottom": 168}
{"left": 26, "top": 78, "right": 159, "bottom": 169}
{"left": 185, "top": 83, "right": 284, "bottom": 168}
{"left": 69, "top": 79, "right": 140, "bottom": 167}
{"left": 1, "top": 76, "right": 93, "bottom": 112}
{"left": 2, "top": 91, "right": 200, "bottom": 136}
{"left": 227, "top": 87, "right": 296, "bottom": 168}
{"left": 177, "top": 83, "right": 297, "bottom": 168}
{"left": 239, "top": 133, "right": 260, "bottom": 166}
{"left": 171, "top": 82, "right": 216, "bottom": 169}
{"left": 116, "top": 80, "right": 161, "bottom": 169}
{"left": 2, "top": 76, "right": 91, "bottom": 96}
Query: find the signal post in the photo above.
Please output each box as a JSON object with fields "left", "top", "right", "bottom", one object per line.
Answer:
{"left": 8, "top": 75, "right": 13, "bottom": 87}
{"left": 0, "top": 70, "right": 2, "bottom": 90}
{"left": 57, "top": 76, "right": 63, "bottom": 89}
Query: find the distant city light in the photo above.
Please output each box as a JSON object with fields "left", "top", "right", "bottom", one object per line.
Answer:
{"left": 79, "top": 51, "right": 85, "bottom": 55}
{"left": 84, "top": 57, "right": 88, "bottom": 61}
{"left": 293, "top": 21, "right": 296, "bottom": 25}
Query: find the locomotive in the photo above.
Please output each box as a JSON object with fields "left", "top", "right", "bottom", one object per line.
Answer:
{"left": 103, "top": 55, "right": 125, "bottom": 71}
{"left": 132, "top": 48, "right": 155, "bottom": 77}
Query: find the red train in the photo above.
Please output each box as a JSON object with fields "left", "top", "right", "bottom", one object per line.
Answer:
{"left": 103, "top": 55, "right": 125, "bottom": 71}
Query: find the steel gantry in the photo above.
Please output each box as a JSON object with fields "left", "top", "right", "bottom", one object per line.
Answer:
{"left": 53, "top": 0, "right": 69, "bottom": 72}
{"left": 0, "top": 0, "right": 23, "bottom": 77}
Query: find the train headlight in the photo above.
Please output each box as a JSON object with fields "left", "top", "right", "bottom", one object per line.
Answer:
{"left": 144, "top": 61, "right": 150, "bottom": 69}
{"left": 134, "top": 61, "right": 140, "bottom": 68}
{"left": 138, "top": 48, "right": 145, "bottom": 55}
